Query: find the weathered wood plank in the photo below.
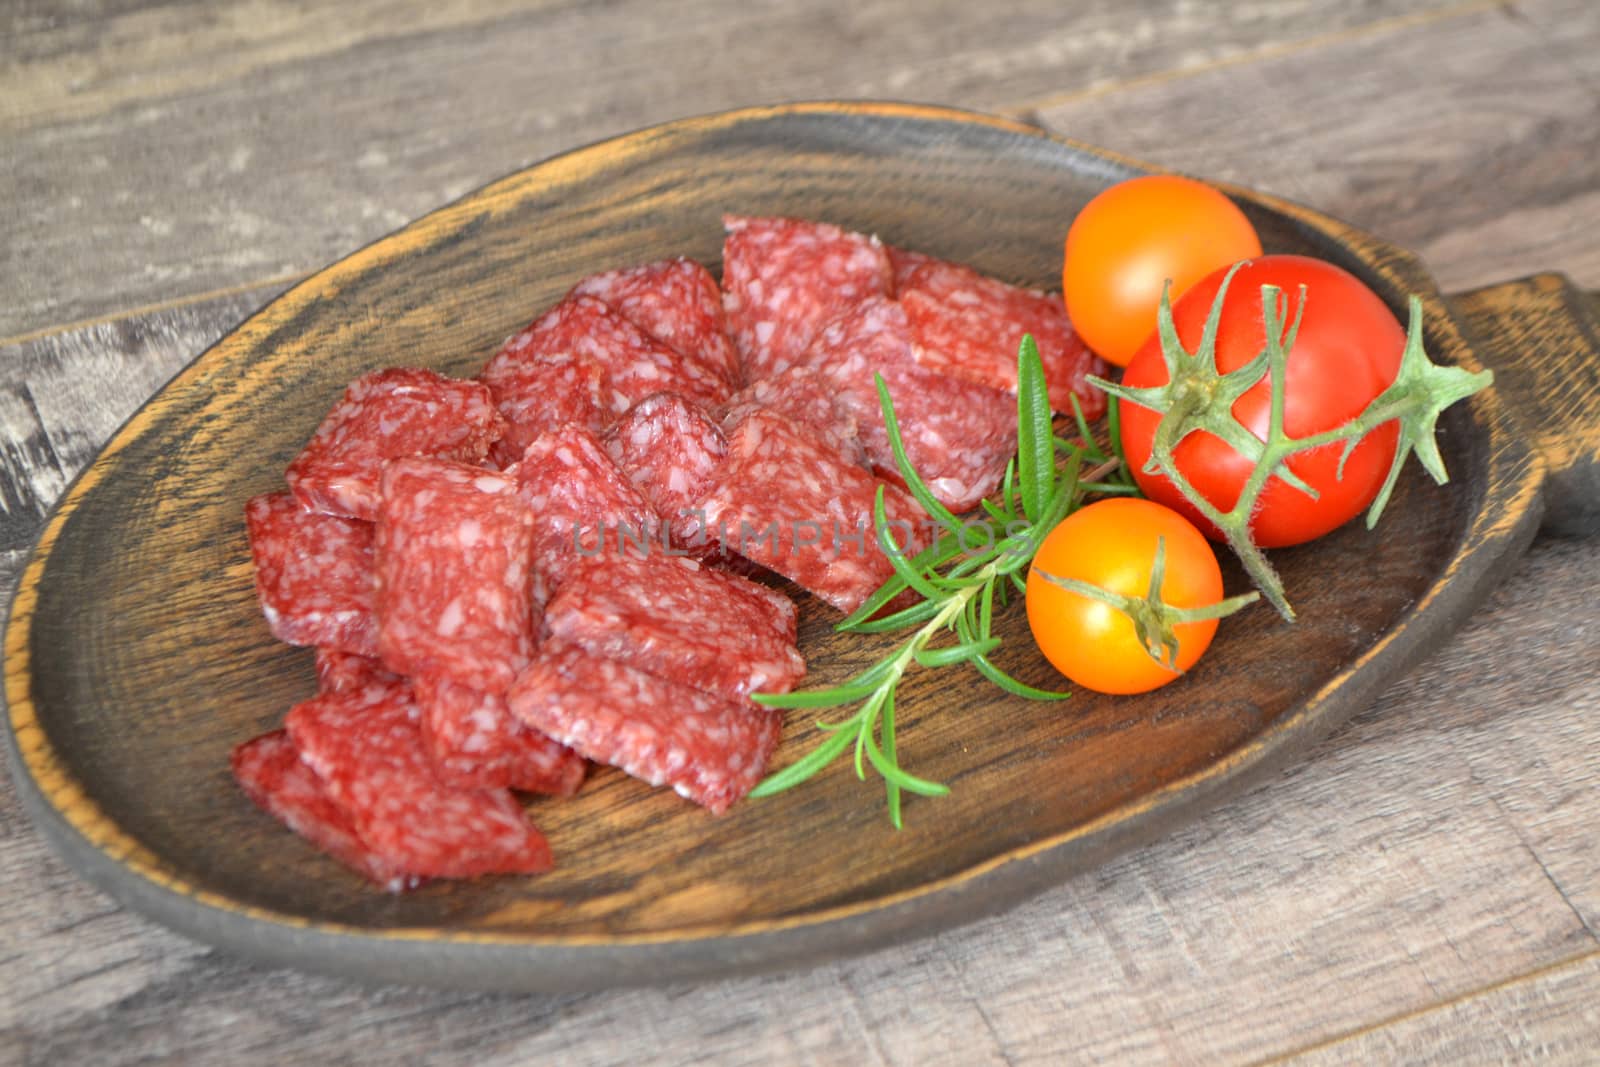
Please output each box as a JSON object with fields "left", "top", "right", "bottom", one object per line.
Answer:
{"left": 0, "top": 384, "right": 69, "bottom": 553}
{"left": 0, "top": 552, "right": 22, "bottom": 613}
{"left": 1, "top": 0, "right": 1467, "bottom": 338}
{"left": 0, "top": 827, "right": 209, "bottom": 1042}
{"left": 1415, "top": 540, "right": 1600, "bottom": 939}
{"left": 1034, "top": 0, "right": 1600, "bottom": 294}
{"left": 1, "top": 1, "right": 552, "bottom": 118}
{"left": 1281, "top": 951, "right": 1600, "bottom": 1065}
{"left": 0, "top": 283, "right": 288, "bottom": 574}
{"left": 3, "top": 0, "right": 200, "bottom": 39}
{"left": 1, "top": 0, "right": 1476, "bottom": 131}
{"left": 3, "top": 0, "right": 1599, "bottom": 1063}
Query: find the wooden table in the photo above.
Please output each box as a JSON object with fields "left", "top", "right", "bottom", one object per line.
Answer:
{"left": 3, "top": 2, "right": 1597, "bottom": 1062}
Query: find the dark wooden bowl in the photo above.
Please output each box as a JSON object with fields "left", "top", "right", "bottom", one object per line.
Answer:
{"left": 5, "top": 102, "right": 1597, "bottom": 992}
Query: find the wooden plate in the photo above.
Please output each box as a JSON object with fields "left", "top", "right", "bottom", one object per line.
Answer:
{"left": 0, "top": 102, "right": 1553, "bottom": 992}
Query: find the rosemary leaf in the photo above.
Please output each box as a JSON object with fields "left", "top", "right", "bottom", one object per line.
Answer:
{"left": 876, "top": 374, "right": 962, "bottom": 532}
{"left": 969, "top": 651, "right": 1073, "bottom": 701}
{"left": 752, "top": 680, "right": 892, "bottom": 710}
{"left": 1016, "top": 334, "right": 1056, "bottom": 525}
{"left": 913, "top": 636, "right": 1002, "bottom": 668}
{"left": 836, "top": 531, "right": 968, "bottom": 631}
{"left": 863, "top": 733, "right": 951, "bottom": 798}
{"left": 747, "top": 725, "right": 858, "bottom": 797}
{"left": 841, "top": 597, "right": 947, "bottom": 634}
{"left": 874, "top": 487, "right": 946, "bottom": 602}
{"left": 880, "top": 686, "right": 902, "bottom": 826}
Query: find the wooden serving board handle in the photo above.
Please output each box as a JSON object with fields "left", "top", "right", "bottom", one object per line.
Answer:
{"left": 1449, "top": 273, "right": 1600, "bottom": 538}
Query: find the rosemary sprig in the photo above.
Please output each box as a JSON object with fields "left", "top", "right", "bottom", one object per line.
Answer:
{"left": 1093, "top": 268, "right": 1494, "bottom": 620}
{"left": 749, "top": 336, "right": 1126, "bottom": 826}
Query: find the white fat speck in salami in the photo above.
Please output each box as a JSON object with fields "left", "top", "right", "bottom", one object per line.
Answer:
{"left": 507, "top": 641, "right": 782, "bottom": 815}
{"left": 375, "top": 457, "right": 536, "bottom": 694}
{"left": 285, "top": 367, "right": 504, "bottom": 520}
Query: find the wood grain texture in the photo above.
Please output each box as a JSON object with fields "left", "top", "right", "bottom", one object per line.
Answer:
{"left": 1452, "top": 273, "right": 1600, "bottom": 536}
{"left": 1282, "top": 952, "right": 1600, "bottom": 1065}
{"left": 3, "top": 0, "right": 1599, "bottom": 1061}
{"left": 0, "top": 284, "right": 290, "bottom": 551}
{"left": 0, "top": 0, "right": 1468, "bottom": 339}
{"left": 1034, "top": 0, "right": 1600, "bottom": 295}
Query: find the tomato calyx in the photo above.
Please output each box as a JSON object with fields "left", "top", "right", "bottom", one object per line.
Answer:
{"left": 1340, "top": 303, "right": 1496, "bottom": 524}
{"left": 1134, "top": 268, "right": 1320, "bottom": 502}
{"left": 1094, "top": 265, "right": 1495, "bottom": 621}
{"left": 1034, "top": 536, "right": 1259, "bottom": 673}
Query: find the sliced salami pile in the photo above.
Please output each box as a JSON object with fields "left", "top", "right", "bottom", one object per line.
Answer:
{"left": 236, "top": 217, "right": 1105, "bottom": 890}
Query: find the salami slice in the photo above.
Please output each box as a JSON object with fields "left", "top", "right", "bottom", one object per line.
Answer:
{"left": 232, "top": 730, "right": 422, "bottom": 892}
{"left": 697, "top": 409, "right": 931, "bottom": 613}
{"left": 885, "top": 244, "right": 937, "bottom": 295}
{"left": 721, "top": 215, "right": 892, "bottom": 383}
{"left": 375, "top": 458, "right": 535, "bottom": 694}
{"left": 898, "top": 259, "right": 1107, "bottom": 417}
{"left": 571, "top": 257, "right": 740, "bottom": 385}
{"left": 805, "top": 297, "right": 1017, "bottom": 514}
{"left": 515, "top": 424, "right": 660, "bottom": 602}
{"left": 285, "top": 367, "right": 504, "bottom": 521}
{"left": 246, "top": 491, "right": 378, "bottom": 656}
{"left": 286, "top": 680, "right": 553, "bottom": 878}
{"left": 544, "top": 553, "right": 804, "bottom": 702}
{"left": 479, "top": 347, "right": 628, "bottom": 469}
{"left": 497, "top": 294, "right": 731, "bottom": 417}
{"left": 716, "top": 365, "right": 870, "bottom": 471}
{"left": 313, "top": 648, "right": 400, "bottom": 694}
{"left": 507, "top": 641, "right": 783, "bottom": 814}
{"left": 414, "top": 674, "right": 588, "bottom": 795}
{"left": 601, "top": 392, "right": 728, "bottom": 550}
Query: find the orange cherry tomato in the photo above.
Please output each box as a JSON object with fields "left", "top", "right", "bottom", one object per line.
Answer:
{"left": 1063, "top": 175, "right": 1263, "bottom": 368}
{"left": 1025, "top": 497, "right": 1225, "bottom": 695}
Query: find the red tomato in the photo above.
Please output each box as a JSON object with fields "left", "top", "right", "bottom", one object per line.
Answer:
{"left": 1118, "top": 255, "right": 1405, "bottom": 548}
{"left": 1026, "top": 498, "right": 1225, "bottom": 695}
{"left": 1064, "top": 175, "right": 1263, "bottom": 368}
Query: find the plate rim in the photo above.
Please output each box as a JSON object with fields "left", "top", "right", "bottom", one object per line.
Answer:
{"left": 0, "top": 99, "right": 1545, "bottom": 989}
